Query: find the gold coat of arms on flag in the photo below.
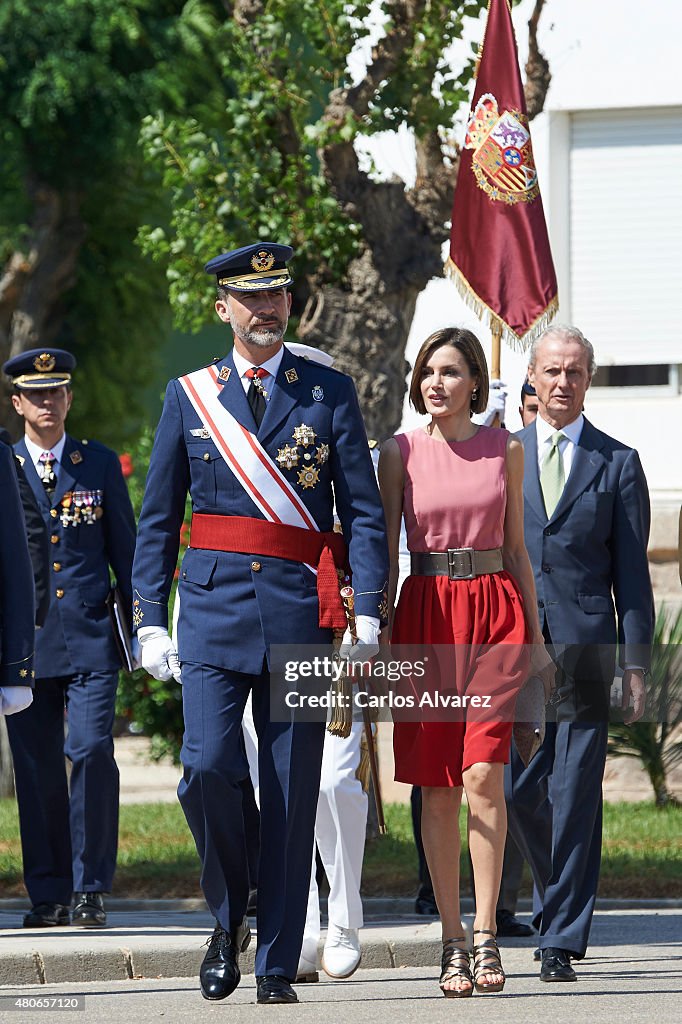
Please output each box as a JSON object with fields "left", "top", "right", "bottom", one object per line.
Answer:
{"left": 465, "top": 93, "right": 539, "bottom": 205}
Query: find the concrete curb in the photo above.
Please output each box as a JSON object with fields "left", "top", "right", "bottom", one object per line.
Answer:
{"left": 1, "top": 905, "right": 681, "bottom": 987}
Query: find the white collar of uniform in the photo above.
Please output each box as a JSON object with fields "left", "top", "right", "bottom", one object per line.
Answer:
{"left": 232, "top": 345, "right": 284, "bottom": 381}
{"left": 24, "top": 432, "right": 67, "bottom": 468}
{"left": 536, "top": 411, "right": 584, "bottom": 448}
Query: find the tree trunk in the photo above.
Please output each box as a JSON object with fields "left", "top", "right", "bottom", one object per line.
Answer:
{"left": 0, "top": 179, "right": 85, "bottom": 433}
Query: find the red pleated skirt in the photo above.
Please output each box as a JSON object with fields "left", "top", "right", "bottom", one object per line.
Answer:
{"left": 392, "top": 571, "right": 529, "bottom": 787}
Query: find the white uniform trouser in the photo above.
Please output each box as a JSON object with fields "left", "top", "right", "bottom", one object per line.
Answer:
{"left": 242, "top": 700, "right": 367, "bottom": 966}
{"left": 300, "top": 720, "right": 367, "bottom": 964}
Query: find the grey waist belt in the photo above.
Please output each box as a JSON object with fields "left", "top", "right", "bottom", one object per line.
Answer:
{"left": 410, "top": 547, "right": 504, "bottom": 581}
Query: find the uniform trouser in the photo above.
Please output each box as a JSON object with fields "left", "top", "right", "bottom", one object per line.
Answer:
{"left": 178, "top": 661, "right": 325, "bottom": 979}
{"left": 301, "top": 721, "right": 367, "bottom": 963}
{"left": 6, "top": 671, "right": 120, "bottom": 906}
{"left": 505, "top": 719, "right": 608, "bottom": 958}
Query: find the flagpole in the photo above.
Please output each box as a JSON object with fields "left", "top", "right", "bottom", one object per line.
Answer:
{"left": 491, "top": 319, "right": 502, "bottom": 379}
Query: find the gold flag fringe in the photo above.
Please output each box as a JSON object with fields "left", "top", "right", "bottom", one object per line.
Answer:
{"left": 445, "top": 258, "right": 559, "bottom": 352}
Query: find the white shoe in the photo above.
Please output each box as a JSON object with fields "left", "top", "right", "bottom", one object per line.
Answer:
{"left": 295, "top": 952, "right": 319, "bottom": 984}
{"left": 322, "top": 923, "right": 361, "bottom": 979}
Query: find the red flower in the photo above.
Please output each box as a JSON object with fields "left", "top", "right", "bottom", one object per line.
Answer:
{"left": 119, "top": 452, "right": 134, "bottom": 478}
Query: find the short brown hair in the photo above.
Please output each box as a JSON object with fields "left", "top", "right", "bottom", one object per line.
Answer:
{"left": 409, "top": 327, "right": 489, "bottom": 416}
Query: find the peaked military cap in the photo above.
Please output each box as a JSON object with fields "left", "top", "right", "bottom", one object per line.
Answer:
{"left": 521, "top": 377, "right": 537, "bottom": 397}
{"left": 3, "top": 347, "right": 76, "bottom": 389}
{"left": 205, "top": 242, "right": 294, "bottom": 292}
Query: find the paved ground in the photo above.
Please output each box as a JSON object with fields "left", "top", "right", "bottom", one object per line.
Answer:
{"left": 115, "top": 731, "right": 682, "bottom": 806}
{"left": 0, "top": 908, "right": 679, "bottom": 1023}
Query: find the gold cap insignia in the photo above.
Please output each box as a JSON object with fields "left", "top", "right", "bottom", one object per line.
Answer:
{"left": 285, "top": 368, "right": 299, "bottom": 384}
{"left": 251, "top": 250, "right": 275, "bottom": 272}
{"left": 70, "top": 451, "right": 83, "bottom": 465}
{"left": 34, "top": 353, "right": 56, "bottom": 373}
{"left": 218, "top": 366, "right": 231, "bottom": 382}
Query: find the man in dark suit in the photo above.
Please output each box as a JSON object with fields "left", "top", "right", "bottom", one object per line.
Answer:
{"left": 506, "top": 325, "right": 653, "bottom": 982}
{"left": 1, "top": 428, "right": 50, "bottom": 627}
{"left": 133, "top": 242, "right": 388, "bottom": 1005}
{"left": 0, "top": 441, "right": 35, "bottom": 713}
{"left": 2, "top": 348, "right": 136, "bottom": 929}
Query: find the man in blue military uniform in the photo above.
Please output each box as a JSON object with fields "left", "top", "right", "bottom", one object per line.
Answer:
{"left": 0, "top": 441, "right": 35, "bottom": 714}
{"left": 3, "top": 348, "right": 136, "bottom": 928}
{"left": 133, "top": 242, "right": 388, "bottom": 1005}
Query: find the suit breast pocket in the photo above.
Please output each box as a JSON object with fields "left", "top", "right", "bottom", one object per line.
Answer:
{"left": 187, "top": 440, "right": 224, "bottom": 507}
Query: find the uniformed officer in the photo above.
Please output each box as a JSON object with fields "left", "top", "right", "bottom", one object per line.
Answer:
{"left": 2, "top": 348, "right": 136, "bottom": 928}
{"left": 0, "top": 441, "right": 35, "bottom": 714}
{"left": 133, "top": 242, "right": 388, "bottom": 1005}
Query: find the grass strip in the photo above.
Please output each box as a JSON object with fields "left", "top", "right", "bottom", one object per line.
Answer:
{"left": 0, "top": 800, "right": 679, "bottom": 900}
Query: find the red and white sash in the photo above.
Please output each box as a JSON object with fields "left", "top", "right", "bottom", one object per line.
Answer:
{"left": 178, "top": 364, "right": 320, "bottom": 536}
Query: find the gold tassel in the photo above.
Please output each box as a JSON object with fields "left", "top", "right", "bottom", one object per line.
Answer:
{"left": 355, "top": 725, "right": 372, "bottom": 793}
{"left": 326, "top": 653, "right": 353, "bottom": 738}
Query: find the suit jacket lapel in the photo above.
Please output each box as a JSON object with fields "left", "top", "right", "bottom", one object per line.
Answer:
{"left": 216, "top": 352, "right": 258, "bottom": 432}
{"left": 258, "top": 348, "right": 301, "bottom": 443}
{"left": 52, "top": 435, "right": 80, "bottom": 508}
{"left": 520, "top": 423, "right": 547, "bottom": 524}
{"left": 548, "top": 418, "right": 606, "bottom": 524}
{"left": 14, "top": 438, "right": 50, "bottom": 511}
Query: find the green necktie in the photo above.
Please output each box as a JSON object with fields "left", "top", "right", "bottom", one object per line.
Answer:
{"left": 540, "top": 431, "right": 566, "bottom": 518}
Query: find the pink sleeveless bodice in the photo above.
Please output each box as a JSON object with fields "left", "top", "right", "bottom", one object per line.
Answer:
{"left": 395, "top": 425, "right": 508, "bottom": 552}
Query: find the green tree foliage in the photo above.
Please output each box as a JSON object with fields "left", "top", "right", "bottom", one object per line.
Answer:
{"left": 0, "top": 0, "right": 225, "bottom": 443}
{"left": 137, "top": 0, "right": 488, "bottom": 334}
{"left": 609, "top": 606, "right": 682, "bottom": 808}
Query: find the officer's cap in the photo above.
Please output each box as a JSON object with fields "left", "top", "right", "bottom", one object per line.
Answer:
{"left": 521, "top": 377, "right": 537, "bottom": 397}
{"left": 205, "top": 242, "right": 294, "bottom": 292}
{"left": 3, "top": 347, "right": 76, "bottom": 390}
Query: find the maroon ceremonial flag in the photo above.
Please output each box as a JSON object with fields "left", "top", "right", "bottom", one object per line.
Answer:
{"left": 447, "top": 0, "right": 557, "bottom": 347}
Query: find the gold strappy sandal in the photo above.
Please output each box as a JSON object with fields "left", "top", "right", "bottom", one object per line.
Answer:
{"left": 472, "top": 929, "right": 506, "bottom": 994}
{"left": 439, "top": 936, "right": 473, "bottom": 998}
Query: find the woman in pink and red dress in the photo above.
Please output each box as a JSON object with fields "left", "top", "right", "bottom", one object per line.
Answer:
{"left": 379, "top": 328, "right": 547, "bottom": 997}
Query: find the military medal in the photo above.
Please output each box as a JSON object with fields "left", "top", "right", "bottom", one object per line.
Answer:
{"left": 293, "top": 424, "right": 316, "bottom": 447}
{"left": 315, "top": 443, "right": 329, "bottom": 465}
{"left": 276, "top": 444, "right": 300, "bottom": 470}
{"left": 297, "top": 466, "right": 320, "bottom": 490}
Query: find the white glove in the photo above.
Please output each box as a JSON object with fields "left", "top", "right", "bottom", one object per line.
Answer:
{"left": 1, "top": 686, "right": 34, "bottom": 716}
{"left": 472, "top": 379, "right": 507, "bottom": 426}
{"left": 137, "top": 626, "right": 182, "bottom": 683}
{"left": 340, "top": 615, "right": 381, "bottom": 662}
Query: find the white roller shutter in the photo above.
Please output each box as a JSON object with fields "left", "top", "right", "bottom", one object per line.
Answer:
{"left": 569, "top": 108, "right": 682, "bottom": 366}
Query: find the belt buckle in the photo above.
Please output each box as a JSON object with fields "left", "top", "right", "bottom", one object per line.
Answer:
{"left": 447, "top": 547, "right": 475, "bottom": 580}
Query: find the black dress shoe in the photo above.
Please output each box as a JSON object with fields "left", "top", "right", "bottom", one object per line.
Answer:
{"left": 414, "top": 893, "right": 439, "bottom": 915}
{"left": 23, "top": 903, "right": 70, "bottom": 928}
{"left": 496, "top": 908, "right": 534, "bottom": 937}
{"left": 540, "top": 947, "right": 577, "bottom": 982}
{"left": 200, "top": 918, "right": 251, "bottom": 1001}
{"left": 535, "top": 946, "right": 581, "bottom": 962}
{"left": 72, "top": 892, "right": 106, "bottom": 927}
{"left": 256, "top": 976, "right": 298, "bottom": 1004}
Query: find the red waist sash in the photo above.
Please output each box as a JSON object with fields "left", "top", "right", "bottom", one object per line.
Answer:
{"left": 189, "top": 513, "right": 348, "bottom": 630}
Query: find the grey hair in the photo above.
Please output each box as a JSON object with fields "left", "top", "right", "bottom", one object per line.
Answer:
{"left": 528, "top": 323, "right": 596, "bottom": 377}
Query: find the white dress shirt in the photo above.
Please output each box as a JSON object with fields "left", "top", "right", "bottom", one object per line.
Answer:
{"left": 231, "top": 347, "right": 284, "bottom": 398}
{"left": 24, "top": 433, "right": 67, "bottom": 479}
{"left": 535, "top": 412, "right": 584, "bottom": 482}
